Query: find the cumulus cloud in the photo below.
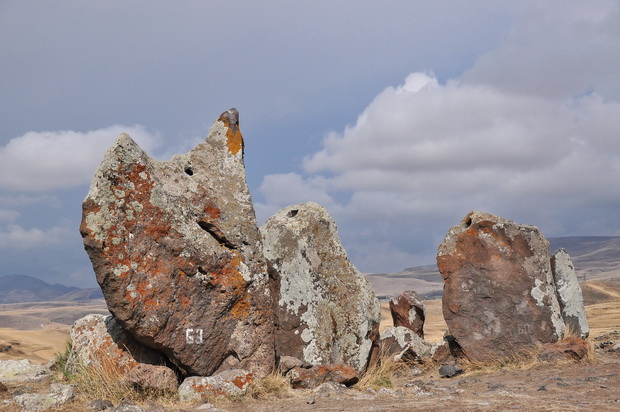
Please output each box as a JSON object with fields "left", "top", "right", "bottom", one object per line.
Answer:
{"left": 0, "top": 125, "right": 162, "bottom": 192}
{"left": 259, "top": 69, "right": 620, "bottom": 272}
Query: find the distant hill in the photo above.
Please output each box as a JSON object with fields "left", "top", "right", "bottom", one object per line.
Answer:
{"left": 0, "top": 274, "right": 102, "bottom": 303}
{"left": 365, "top": 236, "right": 620, "bottom": 299}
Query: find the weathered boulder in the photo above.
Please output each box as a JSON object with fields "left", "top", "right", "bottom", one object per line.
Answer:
{"left": 380, "top": 326, "right": 432, "bottom": 362}
{"left": 68, "top": 314, "right": 169, "bottom": 375}
{"left": 80, "top": 109, "right": 274, "bottom": 377}
{"left": 437, "top": 211, "right": 565, "bottom": 362}
{"left": 13, "top": 383, "right": 74, "bottom": 412}
{"left": 261, "top": 202, "right": 381, "bottom": 372}
{"left": 288, "top": 364, "right": 359, "bottom": 389}
{"left": 538, "top": 336, "right": 589, "bottom": 362}
{"left": 551, "top": 249, "right": 589, "bottom": 338}
{"left": 389, "top": 290, "right": 425, "bottom": 338}
{"left": 178, "top": 369, "right": 254, "bottom": 401}
{"left": 0, "top": 359, "right": 49, "bottom": 383}
{"left": 125, "top": 364, "right": 178, "bottom": 392}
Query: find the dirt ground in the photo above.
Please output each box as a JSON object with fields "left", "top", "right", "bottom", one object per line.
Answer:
{"left": 217, "top": 346, "right": 620, "bottom": 412}
{"left": 0, "top": 296, "right": 618, "bottom": 411}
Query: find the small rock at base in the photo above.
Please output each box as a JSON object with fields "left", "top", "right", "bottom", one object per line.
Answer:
{"left": 88, "top": 399, "right": 114, "bottom": 411}
{"left": 439, "top": 364, "right": 463, "bottom": 378}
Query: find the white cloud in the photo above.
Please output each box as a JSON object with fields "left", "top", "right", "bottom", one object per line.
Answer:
{"left": 0, "top": 125, "right": 162, "bottom": 192}
{"left": 0, "top": 223, "right": 71, "bottom": 249}
{"left": 259, "top": 68, "right": 620, "bottom": 271}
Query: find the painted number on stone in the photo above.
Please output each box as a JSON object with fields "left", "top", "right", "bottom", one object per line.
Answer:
{"left": 185, "top": 328, "right": 204, "bottom": 344}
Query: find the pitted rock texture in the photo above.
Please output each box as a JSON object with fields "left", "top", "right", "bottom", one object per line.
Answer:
{"left": 551, "top": 248, "right": 589, "bottom": 339}
{"left": 389, "top": 290, "right": 426, "bottom": 338}
{"left": 80, "top": 109, "right": 274, "bottom": 376}
{"left": 261, "top": 202, "right": 381, "bottom": 372}
{"left": 68, "top": 314, "right": 169, "bottom": 376}
{"left": 178, "top": 369, "right": 254, "bottom": 401}
{"left": 437, "top": 211, "right": 565, "bottom": 362}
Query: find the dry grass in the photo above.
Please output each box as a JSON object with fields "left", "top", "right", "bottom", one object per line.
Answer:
{"left": 246, "top": 370, "right": 293, "bottom": 400}
{"left": 52, "top": 340, "right": 177, "bottom": 405}
{"left": 355, "top": 349, "right": 413, "bottom": 390}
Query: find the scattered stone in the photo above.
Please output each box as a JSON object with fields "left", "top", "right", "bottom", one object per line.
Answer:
{"left": 609, "top": 343, "right": 620, "bottom": 353}
{"left": 0, "top": 381, "right": 7, "bottom": 392}
{"left": 13, "top": 383, "right": 74, "bottom": 412}
{"left": 81, "top": 109, "right": 275, "bottom": 377}
{"left": 278, "top": 355, "right": 303, "bottom": 374}
{"left": 438, "top": 364, "right": 463, "bottom": 378}
{"left": 288, "top": 364, "right": 359, "bottom": 389}
{"left": 380, "top": 326, "right": 432, "bottom": 362}
{"left": 112, "top": 399, "right": 145, "bottom": 412}
{"left": 88, "top": 399, "right": 114, "bottom": 411}
{"left": 389, "top": 290, "right": 426, "bottom": 338}
{"left": 178, "top": 369, "right": 254, "bottom": 401}
{"left": 538, "top": 336, "right": 589, "bottom": 362}
{"left": 0, "top": 359, "right": 49, "bottom": 383}
{"left": 262, "top": 202, "right": 381, "bottom": 372}
{"left": 550, "top": 249, "right": 590, "bottom": 339}
{"left": 68, "top": 314, "right": 169, "bottom": 375}
{"left": 437, "top": 211, "right": 565, "bottom": 362}
{"left": 194, "top": 403, "right": 221, "bottom": 411}
{"left": 312, "top": 381, "right": 348, "bottom": 397}
{"left": 537, "top": 385, "right": 547, "bottom": 391}
{"left": 307, "top": 396, "right": 316, "bottom": 404}
{"left": 125, "top": 363, "right": 178, "bottom": 392}
{"left": 487, "top": 382, "right": 505, "bottom": 391}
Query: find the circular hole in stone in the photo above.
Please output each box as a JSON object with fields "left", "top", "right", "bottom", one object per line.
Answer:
{"left": 464, "top": 217, "right": 472, "bottom": 228}
{"left": 287, "top": 209, "right": 299, "bottom": 218}
{"left": 185, "top": 167, "right": 194, "bottom": 176}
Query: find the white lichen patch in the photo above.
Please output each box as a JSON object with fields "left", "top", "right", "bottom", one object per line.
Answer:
{"left": 113, "top": 264, "right": 129, "bottom": 277}
{"left": 530, "top": 278, "right": 545, "bottom": 306}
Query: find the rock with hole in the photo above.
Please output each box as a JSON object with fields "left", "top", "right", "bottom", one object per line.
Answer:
{"left": 80, "top": 109, "right": 275, "bottom": 376}
{"left": 261, "top": 202, "right": 381, "bottom": 372}
{"left": 437, "top": 211, "right": 565, "bottom": 362}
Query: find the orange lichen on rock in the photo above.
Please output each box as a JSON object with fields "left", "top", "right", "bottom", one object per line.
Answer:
{"left": 218, "top": 108, "right": 244, "bottom": 156}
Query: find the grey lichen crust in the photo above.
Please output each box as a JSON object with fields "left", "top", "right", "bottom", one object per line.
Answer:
{"left": 261, "top": 202, "right": 380, "bottom": 372}
{"left": 551, "top": 248, "right": 589, "bottom": 338}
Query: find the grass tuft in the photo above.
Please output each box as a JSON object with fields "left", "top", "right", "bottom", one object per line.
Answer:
{"left": 356, "top": 349, "right": 411, "bottom": 390}
{"left": 52, "top": 338, "right": 177, "bottom": 405}
{"left": 247, "top": 370, "right": 293, "bottom": 400}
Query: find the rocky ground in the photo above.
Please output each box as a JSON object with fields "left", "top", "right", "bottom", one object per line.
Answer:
{"left": 0, "top": 331, "right": 618, "bottom": 412}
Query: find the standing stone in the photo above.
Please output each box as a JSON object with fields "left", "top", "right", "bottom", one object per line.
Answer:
{"left": 437, "top": 211, "right": 565, "bottom": 362}
{"left": 80, "top": 109, "right": 274, "bottom": 377}
{"left": 389, "top": 290, "right": 425, "bottom": 338}
{"left": 261, "top": 202, "right": 381, "bottom": 372}
{"left": 550, "top": 248, "right": 589, "bottom": 338}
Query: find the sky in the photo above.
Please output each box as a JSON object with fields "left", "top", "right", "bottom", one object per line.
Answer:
{"left": 1, "top": 1, "right": 620, "bottom": 288}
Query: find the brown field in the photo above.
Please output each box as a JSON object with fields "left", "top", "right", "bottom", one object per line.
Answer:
{"left": 1, "top": 279, "right": 618, "bottom": 367}
{"left": 0, "top": 286, "right": 618, "bottom": 411}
